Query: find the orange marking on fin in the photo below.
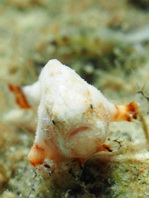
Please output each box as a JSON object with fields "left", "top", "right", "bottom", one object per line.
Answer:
{"left": 113, "top": 102, "right": 139, "bottom": 122}
{"left": 8, "top": 84, "right": 31, "bottom": 109}
{"left": 96, "top": 144, "right": 112, "bottom": 152}
{"left": 126, "top": 101, "right": 139, "bottom": 120}
{"left": 28, "top": 143, "right": 45, "bottom": 167}
{"left": 28, "top": 140, "right": 64, "bottom": 167}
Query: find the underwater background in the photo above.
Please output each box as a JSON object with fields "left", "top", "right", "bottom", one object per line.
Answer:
{"left": 0, "top": 0, "right": 149, "bottom": 197}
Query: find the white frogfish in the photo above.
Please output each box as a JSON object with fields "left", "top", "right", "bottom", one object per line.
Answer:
{"left": 9, "top": 59, "right": 139, "bottom": 166}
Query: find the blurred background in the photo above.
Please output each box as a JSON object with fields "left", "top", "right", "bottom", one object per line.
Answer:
{"left": 0, "top": 0, "right": 149, "bottom": 197}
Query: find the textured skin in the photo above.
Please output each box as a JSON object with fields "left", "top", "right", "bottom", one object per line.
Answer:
{"left": 9, "top": 59, "right": 139, "bottom": 166}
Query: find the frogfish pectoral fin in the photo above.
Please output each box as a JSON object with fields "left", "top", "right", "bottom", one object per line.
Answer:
{"left": 8, "top": 84, "right": 31, "bottom": 109}
{"left": 96, "top": 144, "right": 113, "bottom": 152}
{"left": 28, "top": 143, "right": 45, "bottom": 167}
{"left": 113, "top": 101, "right": 139, "bottom": 122}
{"left": 28, "top": 140, "right": 63, "bottom": 167}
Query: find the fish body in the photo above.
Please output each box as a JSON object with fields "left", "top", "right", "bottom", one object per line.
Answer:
{"left": 9, "top": 59, "right": 139, "bottom": 166}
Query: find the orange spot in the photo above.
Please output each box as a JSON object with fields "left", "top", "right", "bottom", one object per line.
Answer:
{"left": 8, "top": 84, "right": 31, "bottom": 109}
{"left": 113, "top": 102, "right": 139, "bottom": 122}
{"left": 126, "top": 101, "right": 139, "bottom": 120}
{"left": 34, "top": 143, "right": 45, "bottom": 152}
{"left": 140, "top": 168, "right": 144, "bottom": 174}
{"left": 96, "top": 144, "right": 112, "bottom": 152}
{"left": 30, "top": 159, "right": 43, "bottom": 167}
{"left": 28, "top": 143, "right": 45, "bottom": 167}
